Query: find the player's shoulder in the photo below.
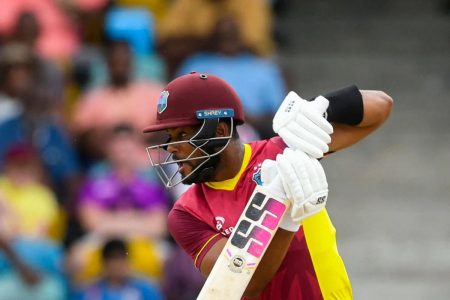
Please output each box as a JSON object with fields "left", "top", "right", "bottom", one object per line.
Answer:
{"left": 173, "top": 184, "right": 200, "bottom": 207}
{"left": 170, "top": 183, "right": 208, "bottom": 219}
{"left": 249, "top": 136, "right": 286, "bottom": 159}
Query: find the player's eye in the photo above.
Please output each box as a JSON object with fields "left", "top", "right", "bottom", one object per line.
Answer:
{"left": 179, "top": 132, "right": 190, "bottom": 140}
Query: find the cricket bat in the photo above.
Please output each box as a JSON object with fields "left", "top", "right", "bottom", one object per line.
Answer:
{"left": 197, "top": 177, "right": 289, "bottom": 300}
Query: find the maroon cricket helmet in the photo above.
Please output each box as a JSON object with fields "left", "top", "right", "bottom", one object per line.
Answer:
{"left": 143, "top": 72, "right": 245, "bottom": 133}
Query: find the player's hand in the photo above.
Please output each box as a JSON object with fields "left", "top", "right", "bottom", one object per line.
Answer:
{"left": 260, "top": 159, "right": 300, "bottom": 232}
{"left": 273, "top": 91, "right": 333, "bottom": 158}
{"left": 276, "top": 148, "right": 328, "bottom": 222}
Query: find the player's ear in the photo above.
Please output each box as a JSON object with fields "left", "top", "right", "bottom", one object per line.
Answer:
{"left": 216, "top": 120, "right": 231, "bottom": 137}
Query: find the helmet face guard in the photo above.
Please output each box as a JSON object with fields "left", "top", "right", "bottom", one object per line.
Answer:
{"left": 146, "top": 115, "right": 234, "bottom": 188}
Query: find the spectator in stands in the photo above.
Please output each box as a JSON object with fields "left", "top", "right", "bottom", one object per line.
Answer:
{"left": 157, "top": 0, "right": 274, "bottom": 78}
{"left": 11, "top": 12, "right": 65, "bottom": 106}
{"left": 77, "top": 239, "right": 163, "bottom": 300}
{"left": 0, "top": 144, "right": 58, "bottom": 238}
{"left": 0, "top": 144, "right": 65, "bottom": 300}
{"left": 0, "top": 0, "right": 80, "bottom": 62}
{"left": 72, "top": 40, "right": 164, "bottom": 165}
{"left": 77, "top": 124, "right": 168, "bottom": 240}
{"left": 0, "top": 43, "right": 81, "bottom": 203}
{"left": 0, "top": 43, "right": 32, "bottom": 125}
{"left": 176, "top": 17, "right": 286, "bottom": 138}
{"left": 66, "top": 124, "right": 168, "bottom": 287}
{"left": 72, "top": 6, "right": 166, "bottom": 94}
{"left": 97, "top": 7, "right": 166, "bottom": 84}
{"left": 0, "top": 234, "right": 64, "bottom": 300}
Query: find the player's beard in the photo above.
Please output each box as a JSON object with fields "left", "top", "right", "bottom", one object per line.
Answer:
{"left": 181, "top": 154, "right": 220, "bottom": 185}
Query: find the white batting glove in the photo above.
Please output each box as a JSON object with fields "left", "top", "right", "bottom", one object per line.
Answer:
{"left": 273, "top": 91, "right": 333, "bottom": 159}
{"left": 276, "top": 148, "right": 328, "bottom": 223}
{"left": 260, "top": 159, "right": 301, "bottom": 232}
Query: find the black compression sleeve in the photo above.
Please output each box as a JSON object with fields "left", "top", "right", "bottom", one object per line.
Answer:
{"left": 322, "top": 85, "right": 364, "bottom": 125}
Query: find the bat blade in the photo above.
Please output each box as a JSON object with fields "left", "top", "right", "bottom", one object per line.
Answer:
{"left": 197, "top": 183, "right": 288, "bottom": 300}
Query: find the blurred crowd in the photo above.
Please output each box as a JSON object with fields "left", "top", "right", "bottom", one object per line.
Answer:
{"left": 0, "top": 0, "right": 290, "bottom": 299}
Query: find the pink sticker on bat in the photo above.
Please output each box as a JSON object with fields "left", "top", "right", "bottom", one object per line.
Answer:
{"left": 247, "top": 227, "right": 272, "bottom": 258}
{"left": 261, "top": 198, "right": 286, "bottom": 230}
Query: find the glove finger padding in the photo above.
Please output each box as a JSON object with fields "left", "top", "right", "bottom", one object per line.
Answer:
{"left": 272, "top": 91, "right": 304, "bottom": 133}
{"left": 296, "top": 114, "right": 331, "bottom": 144}
{"left": 276, "top": 148, "right": 329, "bottom": 223}
{"left": 303, "top": 158, "right": 320, "bottom": 193}
{"left": 277, "top": 154, "right": 304, "bottom": 223}
{"left": 292, "top": 150, "right": 315, "bottom": 198}
{"left": 298, "top": 158, "right": 328, "bottom": 221}
{"left": 276, "top": 151, "right": 305, "bottom": 205}
{"left": 311, "top": 158, "right": 328, "bottom": 191}
{"left": 261, "top": 159, "right": 278, "bottom": 185}
{"left": 302, "top": 108, "right": 334, "bottom": 136}
{"left": 284, "top": 150, "right": 316, "bottom": 221}
{"left": 278, "top": 127, "right": 323, "bottom": 159}
{"left": 309, "top": 95, "right": 330, "bottom": 115}
{"left": 273, "top": 92, "right": 333, "bottom": 159}
{"left": 285, "top": 122, "right": 329, "bottom": 153}
{"left": 304, "top": 97, "right": 334, "bottom": 134}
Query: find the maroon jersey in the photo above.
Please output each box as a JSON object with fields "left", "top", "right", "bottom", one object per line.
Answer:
{"left": 168, "top": 137, "right": 352, "bottom": 300}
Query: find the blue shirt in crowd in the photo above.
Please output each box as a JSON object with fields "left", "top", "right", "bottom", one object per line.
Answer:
{"left": 79, "top": 277, "right": 163, "bottom": 300}
{"left": 176, "top": 52, "right": 286, "bottom": 117}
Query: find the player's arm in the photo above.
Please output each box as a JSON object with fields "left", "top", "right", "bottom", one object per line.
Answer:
{"left": 199, "top": 151, "right": 328, "bottom": 299}
{"left": 273, "top": 86, "right": 393, "bottom": 158}
{"left": 328, "top": 89, "right": 393, "bottom": 152}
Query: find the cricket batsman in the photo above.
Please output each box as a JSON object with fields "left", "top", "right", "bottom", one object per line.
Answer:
{"left": 143, "top": 72, "right": 393, "bottom": 299}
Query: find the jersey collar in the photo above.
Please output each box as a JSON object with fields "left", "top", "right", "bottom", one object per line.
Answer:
{"left": 205, "top": 144, "right": 251, "bottom": 191}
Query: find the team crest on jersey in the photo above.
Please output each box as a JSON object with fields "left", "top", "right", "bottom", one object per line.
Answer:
{"left": 157, "top": 90, "right": 169, "bottom": 114}
{"left": 252, "top": 163, "right": 263, "bottom": 185}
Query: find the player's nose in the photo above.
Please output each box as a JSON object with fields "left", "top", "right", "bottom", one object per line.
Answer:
{"left": 166, "top": 143, "right": 179, "bottom": 154}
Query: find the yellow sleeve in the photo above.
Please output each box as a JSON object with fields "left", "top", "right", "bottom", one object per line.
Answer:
{"left": 302, "top": 209, "right": 353, "bottom": 300}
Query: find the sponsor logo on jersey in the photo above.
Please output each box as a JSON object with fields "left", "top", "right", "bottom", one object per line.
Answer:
{"left": 215, "top": 216, "right": 234, "bottom": 236}
{"left": 157, "top": 90, "right": 169, "bottom": 114}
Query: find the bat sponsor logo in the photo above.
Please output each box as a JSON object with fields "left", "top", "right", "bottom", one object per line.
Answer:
{"left": 230, "top": 192, "right": 286, "bottom": 258}
{"left": 228, "top": 255, "right": 246, "bottom": 273}
{"left": 316, "top": 196, "right": 326, "bottom": 204}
